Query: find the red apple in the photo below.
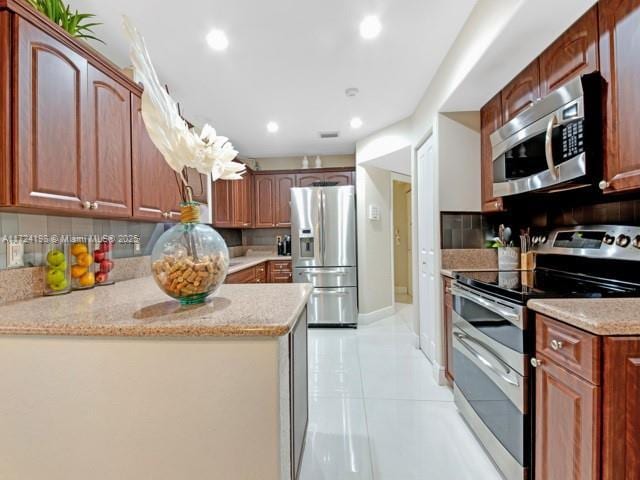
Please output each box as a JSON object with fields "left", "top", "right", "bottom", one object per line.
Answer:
{"left": 99, "top": 240, "right": 112, "bottom": 252}
{"left": 95, "top": 272, "right": 108, "bottom": 284}
{"left": 94, "top": 250, "right": 106, "bottom": 262}
{"left": 99, "top": 259, "right": 114, "bottom": 273}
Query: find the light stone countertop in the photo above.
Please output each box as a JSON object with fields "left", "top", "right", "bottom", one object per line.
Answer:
{"left": 528, "top": 298, "right": 640, "bottom": 336}
{"left": 228, "top": 254, "right": 291, "bottom": 274}
{"left": 0, "top": 276, "right": 311, "bottom": 337}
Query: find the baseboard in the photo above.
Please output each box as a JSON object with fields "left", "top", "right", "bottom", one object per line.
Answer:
{"left": 394, "top": 286, "right": 408, "bottom": 295}
{"left": 434, "top": 362, "right": 448, "bottom": 386}
{"left": 358, "top": 305, "right": 396, "bottom": 325}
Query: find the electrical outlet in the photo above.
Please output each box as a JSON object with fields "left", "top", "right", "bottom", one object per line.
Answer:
{"left": 6, "top": 241, "right": 24, "bottom": 268}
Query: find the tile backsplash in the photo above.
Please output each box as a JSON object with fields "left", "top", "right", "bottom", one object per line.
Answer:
{"left": 242, "top": 228, "right": 291, "bottom": 246}
{"left": 0, "top": 212, "right": 242, "bottom": 270}
{"left": 441, "top": 212, "right": 493, "bottom": 249}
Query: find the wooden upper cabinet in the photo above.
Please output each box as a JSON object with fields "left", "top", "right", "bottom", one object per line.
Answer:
{"left": 233, "top": 171, "right": 253, "bottom": 228}
{"left": 480, "top": 93, "right": 504, "bottom": 212}
{"left": 535, "top": 356, "right": 600, "bottom": 480}
{"left": 296, "top": 173, "right": 323, "bottom": 187}
{"left": 86, "top": 66, "right": 132, "bottom": 217}
{"left": 274, "top": 174, "right": 295, "bottom": 227}
{"left": 540, "top": 6, "right": 599, "bottom": 96}
{"left": 15, "top": 17, "right": 90, "bottom": 212}
{"left": 501, "top": 60, "right": 541, "bottom": 123}
{"left": 212, "top": 180, "right": 233, "bottom": 228}
{"left": 599, "top": 0, "right": 640, "bottom": 194}
{"left": 0, "top": 12, "right": 9, "bottom": 206}
{"left": 185, "top": 168, "right": 208, "bottom": 205}
{"left": 254, "top": 175, "right": 276, "bottom": 227}
{"left": 131, "top": 94, "right": 179, "bottom": 221}
{"left": 324, "top": 172, "right": 352, "bottom": 186}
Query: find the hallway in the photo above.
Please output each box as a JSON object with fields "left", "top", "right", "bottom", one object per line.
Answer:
{"left": 299, "top": 304, "right": 502, "bottom": 479}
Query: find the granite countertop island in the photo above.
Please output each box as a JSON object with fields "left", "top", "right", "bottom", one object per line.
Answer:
{"left": 0, "top": 276, "right": 310, "bottom": 337}
{"left": 528, "top": 298, "right": 640, "bottom": 335}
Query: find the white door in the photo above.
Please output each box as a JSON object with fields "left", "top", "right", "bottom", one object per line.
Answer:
{"left": 417, "top": 135, "right": 437, "bottom": 361}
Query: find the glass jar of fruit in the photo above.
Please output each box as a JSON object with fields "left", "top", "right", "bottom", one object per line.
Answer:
{"left": 44, "top": 242, "right": 71, "bottom": 296}
{"left": 94, "top": 239, "right": 115, "bottom": 286}
{"left": 70, "top": 239, "right": 96, "bottom": 290}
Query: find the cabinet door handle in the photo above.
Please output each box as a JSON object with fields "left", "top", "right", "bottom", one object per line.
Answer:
{"left": 530, "top": 357, "right": 543, "bottom": 368}
{"left": 162, "top": 211, "right": 170, "bottom": 219}
{"left": 90, "top": 202, "right": 99, "bottom": 210}
{"left": 599, "top": 180, "right": 610, "bottom": 190}
{"left": 81, "top": 201, "right": 91, "bottom": 209}
{"left": 550, "top": 339, "right": 563, "bottom": 351}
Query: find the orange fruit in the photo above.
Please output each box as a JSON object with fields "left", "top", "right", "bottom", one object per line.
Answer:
{"left": 71, "top": 264, "right": 88, "bottom": 278}
{"left": 79, "top": 271, "right": 95, "bottom": 287}
{"left": 70, "top": 243, "right": 88, "bottom": 257}
{"left": 76, "top": 252, "right": 93, "bottom": 267}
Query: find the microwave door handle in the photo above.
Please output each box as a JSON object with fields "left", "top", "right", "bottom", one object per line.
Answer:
{"left": 450, "top": 285, "right": 520, "bottom": 324}
{"left": 545, "top": 113, "right": 559, "bottom": 180}
{"left": 453, "top": 331, "right": 519, "bottom": 386}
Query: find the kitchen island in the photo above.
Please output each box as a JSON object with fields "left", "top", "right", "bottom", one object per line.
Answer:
{"left": 0, "top": 277, "right": 312, "bottom": 480}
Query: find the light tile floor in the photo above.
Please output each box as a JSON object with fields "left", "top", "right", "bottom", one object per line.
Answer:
{"left": 299, "top": 303, "right": 503, "bottom": 480}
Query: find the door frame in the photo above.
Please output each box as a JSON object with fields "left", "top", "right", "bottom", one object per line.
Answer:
{"left": 389, "top": 172, "right": 412, "bottom": 305}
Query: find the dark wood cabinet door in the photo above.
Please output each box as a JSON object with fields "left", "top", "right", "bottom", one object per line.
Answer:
{"left": 501, "top": 60, "right": 540, "bottom": 123}
{"left": 0, "top": 12, "right": 9, "bottom": 206}
{"left": 87, "top": 66, "right": 132, "bottom": 217}
{"left": 232, "top": 171, "right": 253, "bottom": 228}
{"left": 15, "top": 17, "right": 90, "bottom": 212}
{"left": 324, "top": 172, "right": 352, "bottom": 186}
{"left": 212, "top": 180, "right": 234, "bottom": 228}
{"left": 602, "top": 337, "right": 640, "bottom": 480}
{"left": 535, "top": 356, "right": 600, "bottom": 480}
{"left": 275, "top": 174, "right": 295, "bottom": 227}
{"left": 131, "top": 94, "right": 178, "bottom": 221}
{"left": 254, "top": 175, "right": 275, "bottom": 227}
{"left": 599, "top": 0, "right": 640, "bottom": 193}
{"left": 185, "top": 167, "right": 208, "bottom": 205}
{"left": 296, "top": 173, "right": 324, "bottom": 187}
{"left": 480, "top": 93, "right": 504, "bottom": 212}
{"left": 225, "top": 266, "right": 256, "bottom": 284}
{"left": 540, "top": 6, "right": 599, "bottom": 96}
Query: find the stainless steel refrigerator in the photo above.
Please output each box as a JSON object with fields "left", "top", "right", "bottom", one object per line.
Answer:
{"left": 291, "top": 186, "right": 358, "bottom": 327}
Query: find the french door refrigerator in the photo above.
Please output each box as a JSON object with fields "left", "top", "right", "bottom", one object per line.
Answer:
{"left": 291, "top": 186, "right": 358, "bottom": 327}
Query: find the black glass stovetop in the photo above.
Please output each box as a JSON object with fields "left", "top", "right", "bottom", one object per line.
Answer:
{"left": 454, "top": 267, "right": 640, "bottom": 305}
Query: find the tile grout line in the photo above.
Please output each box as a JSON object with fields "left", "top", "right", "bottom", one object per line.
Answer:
{"left": 356, "top": 323, "right": 378, "bottom": 480}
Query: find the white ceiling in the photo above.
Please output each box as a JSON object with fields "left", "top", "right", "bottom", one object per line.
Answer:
{"left": 70, "top": 0, "right": 476, "bottom": 158}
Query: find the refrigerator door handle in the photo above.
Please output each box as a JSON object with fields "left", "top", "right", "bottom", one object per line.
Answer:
{"left": 320, "top": 190, "right": 326, "bottom": 265}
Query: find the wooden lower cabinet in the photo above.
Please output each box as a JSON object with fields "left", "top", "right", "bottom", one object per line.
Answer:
{"left": 442, "top": 276, "right": 454, "bottom": 386}
{"left": 255, "top": 263, "right": 267, "bottom": 283}
{"left": 0, "top": 11, "right": 10, "bottom": 206}
{"left": 534, "top": 314, "right": 640, "bottom": 480}
{"left": 225, "top": 265, "right": 258, "bottom": 284}
{"left": 269, "top": 260, "right": 293, "bottom": 283}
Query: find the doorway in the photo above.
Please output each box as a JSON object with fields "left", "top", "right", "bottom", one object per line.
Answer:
{"left": 416, "top": 134, "right": 437, "bottom": 362}
{"left": 392, "top": 179, "right": 412, "bottom": 304}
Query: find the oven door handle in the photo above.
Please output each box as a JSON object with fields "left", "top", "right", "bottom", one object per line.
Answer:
{"left": 450, "top": 285, "right": 520, "bottom": 324}
{"left": 545, "top": 113, "right": 559, "bottom": 180}
{"left": 453, "top": 331, "right": 519, "bottom": 387}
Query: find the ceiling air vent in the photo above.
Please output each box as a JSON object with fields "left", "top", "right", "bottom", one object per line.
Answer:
{"left": 319, "top": 131, "right": 340, "bottom": 139}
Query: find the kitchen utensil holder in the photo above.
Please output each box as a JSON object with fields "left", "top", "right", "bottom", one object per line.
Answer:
{"left": 498, "top": 247, "right": 520, "bottom": 270}
{"left": 520, "top": 252, "right": 535, "bottom": 271}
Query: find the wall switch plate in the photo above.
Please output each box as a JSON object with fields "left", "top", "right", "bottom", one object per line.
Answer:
{"left": 6, "top": 241, "right": 24, "bottom": 268}
{"left": 368, "top": 205, "right": 380, "bottom": 221}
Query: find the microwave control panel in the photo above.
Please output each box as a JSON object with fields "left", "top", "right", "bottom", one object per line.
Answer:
{"left": 561, "top": 120, "right": 584, "bottom": 160}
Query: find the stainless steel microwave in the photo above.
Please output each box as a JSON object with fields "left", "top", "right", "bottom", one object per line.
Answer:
{"left": 490, "top": 72, "right": 603, "bottom": 197}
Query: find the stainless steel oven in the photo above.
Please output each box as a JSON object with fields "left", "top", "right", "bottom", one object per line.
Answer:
{"left": 451, "top": 282, "right": 531, "bottom": 480}
{"left": 491, "top": 72, "right": 603, "bottom": 197}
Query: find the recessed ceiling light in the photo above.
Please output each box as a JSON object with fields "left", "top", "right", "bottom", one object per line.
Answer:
{"left": 267, "top": 121, "right": 279, "bottom": 133}
{"left": 359, "top": 15, "right": 382, "bottom": 39}
{"left": 350, "top": 117, "right": 363, "bottom": 129}
{"left": 206, "top": 29, "right": 229, "bottom": 51}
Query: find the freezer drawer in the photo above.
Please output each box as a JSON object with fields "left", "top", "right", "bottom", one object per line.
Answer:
{"left": 308, "top": 287, "right": 358, "bottom": 325}
{"left": 294, "top": 267, "right": 357, "bottom": 287}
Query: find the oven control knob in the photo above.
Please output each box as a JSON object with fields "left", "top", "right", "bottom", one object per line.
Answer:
{"left": 633, "top": 236, "right": 640, "bottom": 249}
{"left": 604, "top": 234, "right": 616, "bottom": 245}
{"left": 540, "top": 236, "right": 547, "bottom": 244}
{"left": 616, "top": 234, "right": 631, "bottom": 248}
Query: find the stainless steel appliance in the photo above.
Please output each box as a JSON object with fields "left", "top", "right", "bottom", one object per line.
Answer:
{"left": 491, "top": 72, "right": 603, "bottom": 197}
{"left": 291, "top": 186, "right": 358, "bottom": 327}
{"left": 452, "top": 225, "right": 640, "bottom": 480}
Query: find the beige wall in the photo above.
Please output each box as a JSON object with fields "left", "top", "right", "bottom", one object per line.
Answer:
{"left": 393, "top": 180, "right": 411, "bottom": 293}
{"left": 252, "top": 154, "right": 355, "bottom": 171}
{"left": 356, "top": 165, "right": 393, "bottom": 315}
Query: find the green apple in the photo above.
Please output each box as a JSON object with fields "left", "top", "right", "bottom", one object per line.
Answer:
{"left": 46, "top": 268, "right": 65, "bottom": 286}
{"left": 46, "top": 249, "right": 66, "bottom": 267}
{"left": 51, "top": 260, "right": 67, "bottom": 272}
{"left": 49, "top": 278, "right": 69, "bottom": 292}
